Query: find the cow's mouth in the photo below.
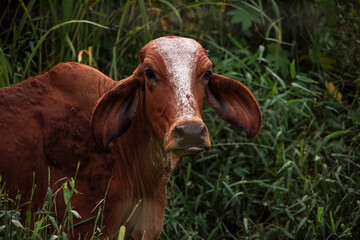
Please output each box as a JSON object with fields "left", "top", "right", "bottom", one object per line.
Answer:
{"left": 164, "top": 121, "right": 212, "bottom": 156}
{"left": 173, "top": 146, "right": 210, "bottom": 156}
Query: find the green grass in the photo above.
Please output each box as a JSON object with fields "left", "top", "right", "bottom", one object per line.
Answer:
{"left": 0, "top": 166, "right": 109, "bottom": 240}
{"left": 1, "top": 0, "right": 359, "bottom": 239}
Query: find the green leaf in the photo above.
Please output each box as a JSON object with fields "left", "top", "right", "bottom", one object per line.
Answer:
{"left": 31, "top": 217, "right": 47, "bottom": 238}
{"left": 265, "top": 66, "right": 286, "bottom": 88}
{"left": 23, "top": 20, "right": 110, "bottom": 76}
{"left": 62, "top": 182, "right": 71, "bottom": 206}
{"left": 47, "top": 187, "right": 53, "bottom": 209}
{"left": 227, "top": 5, "right": 261, "bottom": 31}
{"left": 291, "top": 82, "right": 320, "bottom": 97}
{"left": 118, "top": 225, "right": 126, "bottom": 240}
{"left": 317, "top": 206, "right": 324, "bottom": 224}
{"left": 243, "top": 217, "right": 248, "bottom": 234}
{"left": 62, "top": 232, "right": 68, "bottom": 240}
{"left": 258, "top": 45, "right": 265, "bottom": 60}
{"left": 330, "top": 211, "right": 335, "bottom": 233}
{"left": 316, "top": 130, "right": 349, "bottom": 154}
{"left": 138, "top": 0, "right": 150, "bottom": 42}
{"left": 296, "top": 75, "right": 318, "bottom": 84}
{"left": 71, "top": 210, "right": 82, "bottom": 219}
{"left": 266, "top": 43, "right": 290, "bottom": 77}
{"left": 26, "top": 209, "right": 32, "bottom": 226}
{"left": 280, "top": 227, "right": 294, "bottom": 239}
{"left": 11, "top": 220, "right": 24, "bottom": 229}
{"left": 296, "top": 217, "right": 308, "bottom": 232}
{"left": 49, "top": 216, "right": 59, "bottom": 231}
{"left": 277, "top": 161, "right": 292, "bottom": 175}
{"left": 290, "top": 59, "right": 296, "bottom": 79}
{"left": 65, "top": 34, "right": 76, "bottom": 60}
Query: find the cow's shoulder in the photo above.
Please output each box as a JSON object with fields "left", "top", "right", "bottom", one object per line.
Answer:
{"left": 46, "top": 62, "right": 116, "bottom": 99}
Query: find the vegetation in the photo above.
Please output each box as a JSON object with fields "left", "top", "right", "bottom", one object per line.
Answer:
{"left": 0, "top": 0, "right": 359, "bottom": 239}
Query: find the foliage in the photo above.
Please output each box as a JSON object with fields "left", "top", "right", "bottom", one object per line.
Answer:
{"left": 0, "top": 174, "right": 106, "bottom": 240}
{"left": 0, "top": 0, "right": 359, "bottom": 239}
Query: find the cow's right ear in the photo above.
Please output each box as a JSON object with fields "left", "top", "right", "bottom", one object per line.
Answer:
{"left": 206, "top": 74, "right": 262, "bottom": 138}
{"left": 91, "top": 77, "right": 141, "bottom": 150}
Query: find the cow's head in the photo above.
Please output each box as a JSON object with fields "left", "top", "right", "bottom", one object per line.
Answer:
{"left": 91, "top": 36, "right": 262, "bottom": 158}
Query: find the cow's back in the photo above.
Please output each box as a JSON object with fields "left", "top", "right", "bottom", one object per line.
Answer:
{"left": 0, "top": 72, "right": 50, "bottom": 206}
{"left": 0, "top": 62, "right": 116, "bottom": 214}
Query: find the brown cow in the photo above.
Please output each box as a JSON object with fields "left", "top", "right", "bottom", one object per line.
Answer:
{"left": 0, "top": 36, "right": 262, "bottom": 239}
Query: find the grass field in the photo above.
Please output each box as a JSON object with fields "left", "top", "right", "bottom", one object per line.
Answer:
{"left": 0, "top": 0, "right": 359, "bottom": 239}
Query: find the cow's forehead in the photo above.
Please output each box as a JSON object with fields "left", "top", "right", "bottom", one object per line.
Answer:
{"left": 151, "top": 37, "right": 202, "bottom": 62}
{"left": 150, "top": 37, "right": 202, "bottom": 77}
{"left": 151, "top": 37, "right": 203, "bottom": 120}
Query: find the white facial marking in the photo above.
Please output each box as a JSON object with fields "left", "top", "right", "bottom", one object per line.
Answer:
{"left": 152, "top": 37, "right": 201, "bottom": 120}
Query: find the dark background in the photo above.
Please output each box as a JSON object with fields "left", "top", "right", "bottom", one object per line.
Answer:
{"left": 0, "top": 0, "right": 359, "bottom": 239}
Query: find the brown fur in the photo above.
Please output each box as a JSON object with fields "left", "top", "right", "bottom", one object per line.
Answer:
{"left": 0, "top": 37, "right": 262, "bottom": 239}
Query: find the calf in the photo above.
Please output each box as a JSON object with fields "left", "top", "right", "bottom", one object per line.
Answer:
{"left": 0, "top": 36, "right": 262, "bottom": 239}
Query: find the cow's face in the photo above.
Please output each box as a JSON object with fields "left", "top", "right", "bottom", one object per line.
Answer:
{"left": 139, "top": 37, "right": 212, "bottom": 156}
{"left": 91, "top": 36, "right": 262, "bottom": 158}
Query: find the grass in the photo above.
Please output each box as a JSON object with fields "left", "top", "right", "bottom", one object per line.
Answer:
{"left": 1, "top": 0, "right": 359, "bottom": 239}
{"left": 0, "top": 166, "right": 109, "bottom": 240}
{"left": 163, "top": 39, "right": 360, "bottom": 239}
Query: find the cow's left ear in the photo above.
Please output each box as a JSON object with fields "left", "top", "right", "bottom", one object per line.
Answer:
{"left": 91, "top": 77, "right": 141, "bottom": 150}
{"left": 206, "top": 74, "right": 262, "bottom": 138}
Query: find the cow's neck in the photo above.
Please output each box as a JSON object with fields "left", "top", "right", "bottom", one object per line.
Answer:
{"left": 106, "top": 100, "right": 180, "bottom": 239}
{"left": 112, "top": 108, "right": 178, "bottom": 196}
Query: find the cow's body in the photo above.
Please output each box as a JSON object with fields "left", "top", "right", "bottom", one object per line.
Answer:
{"left": 0, "top": 63, "right": 170, "bottom": 238}
{"left": 0, "top": 36, "right": 262, "bottom": 239}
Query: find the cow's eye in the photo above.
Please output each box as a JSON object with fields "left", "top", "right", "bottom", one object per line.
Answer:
{"left": 203, "top": 71, "right": 212, "bottom": 81}
{"left": 145, "top": 68, "right": 157, "bottom": 82}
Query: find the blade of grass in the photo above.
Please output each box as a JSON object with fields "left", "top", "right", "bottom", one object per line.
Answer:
{"left": 138, "top": 0, "right": 150, "bottom": 42}
{"left": 23, "top": 20, "right": 109, "bottom": 77}
{"left": 111, "top": 0, "right": 131, "bottom": 80}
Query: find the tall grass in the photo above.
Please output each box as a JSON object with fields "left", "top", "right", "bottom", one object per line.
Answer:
{"left": 0, "top": 172, "right": 105, "bottom": 240}
{"left": 1, "top": 0, "right": 359, "bottom": 239}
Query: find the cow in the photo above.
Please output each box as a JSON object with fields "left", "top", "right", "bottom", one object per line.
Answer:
{"left": 0, "top": 36, "right": 262, "bottom": 239}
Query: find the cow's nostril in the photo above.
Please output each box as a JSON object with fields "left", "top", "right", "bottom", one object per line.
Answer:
{"left": 174, "top": 125, "right": 186, "bottom": 138}
{"left": 173, "top": 123, "right": 208, "bottom": 151}
{"left": 174, "top": 123, "right": 205, "bottom": 139}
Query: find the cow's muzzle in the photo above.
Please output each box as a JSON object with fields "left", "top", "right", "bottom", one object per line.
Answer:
{"left": 164, "top": 121, "right": 211, "bottom": 156}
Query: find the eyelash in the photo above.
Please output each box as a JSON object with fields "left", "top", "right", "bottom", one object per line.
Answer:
{"left": 203, "top": 70, "right": 212, "bottom": 81}
{"left": 144, "top": 68, "right": 158, "bottom": 82}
